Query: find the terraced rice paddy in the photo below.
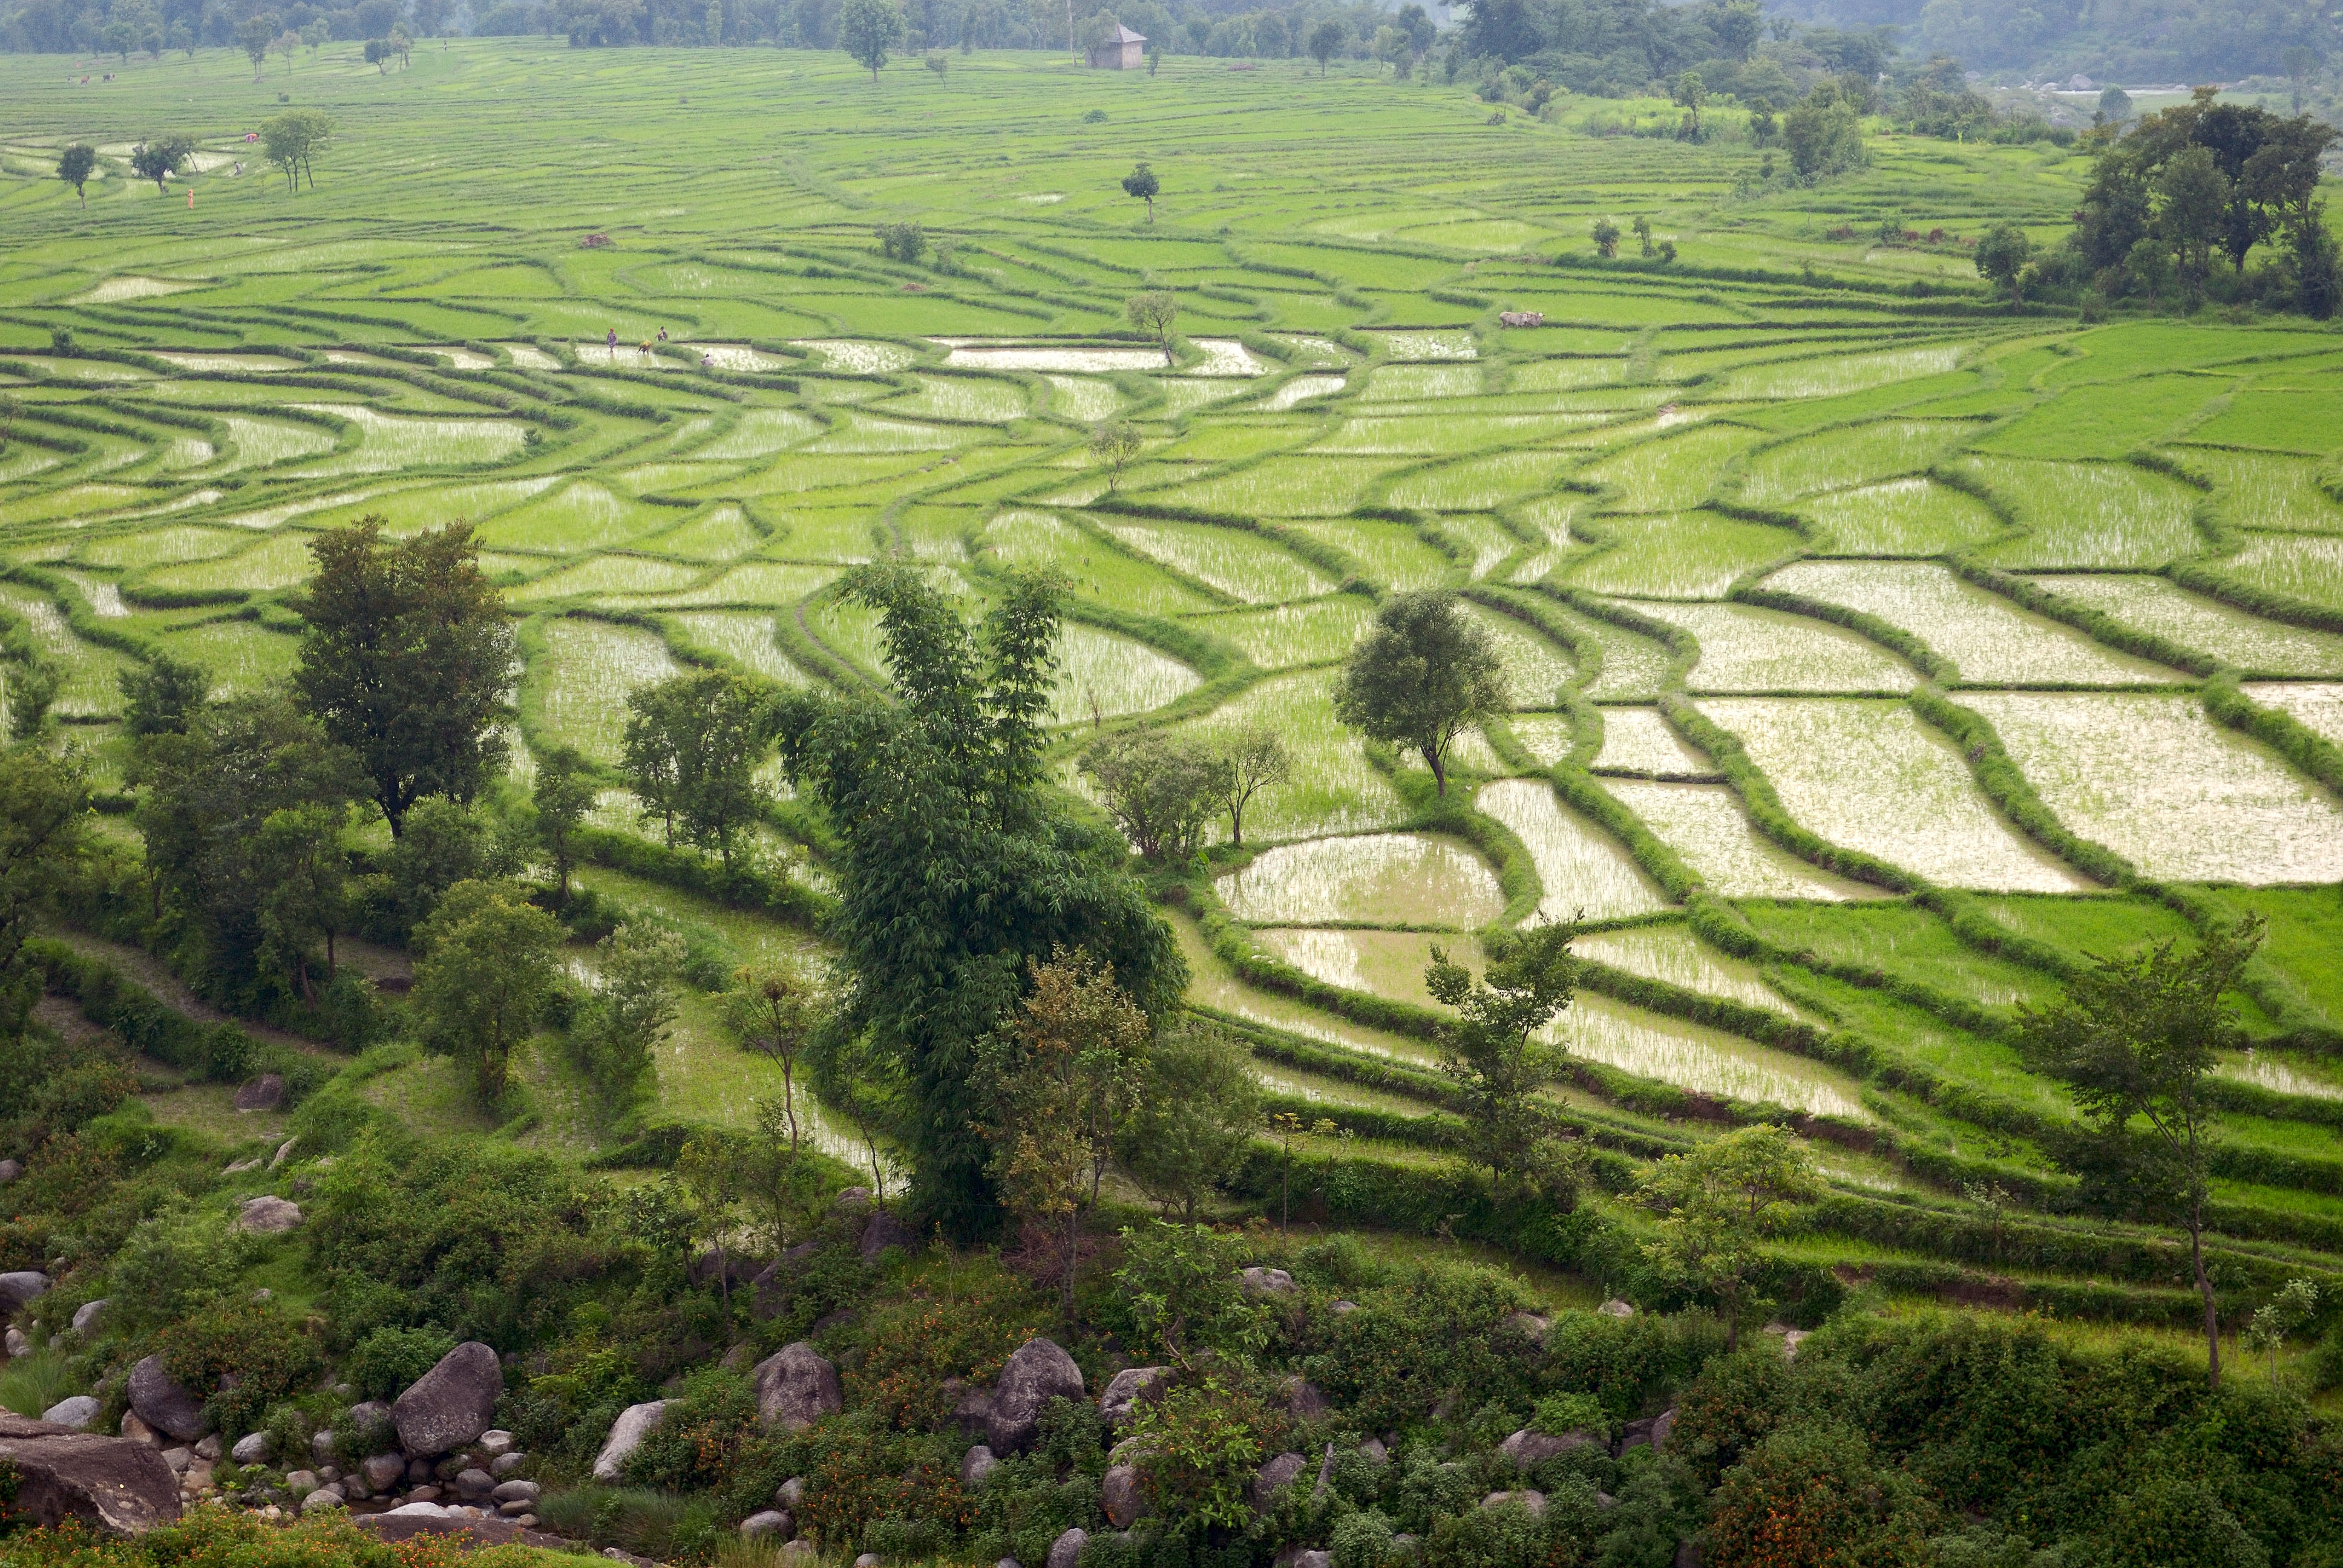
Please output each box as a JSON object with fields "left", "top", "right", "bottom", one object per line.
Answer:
{"left": 10, "top": 44, "right": 2343, "bottom": 1324}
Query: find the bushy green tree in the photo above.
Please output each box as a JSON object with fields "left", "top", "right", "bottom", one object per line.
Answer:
{"left": 1119, "top": 160, "right": 1159, "bottom": 223}
{"left": 1087, "top": 418, "right": 1143, "bottom": 489}
{"left": 532, "top": 743, "right": 595, "bottom": 903}
{"left": 1633, "top": 1123, "right": 1816, "bottom": 1350}
{"left": 258, "top": 108, "right": 333, "bottom": 192}
{"left": 838, "top": 0, "right": 904, "bottom": 81}
{"left": 771, "top": 563, "right": 1182, "bottom": 1235}
{"left": 572, "top": 922, "right": 686, "bottom": 1123}
{"left": 119, "top": 653, "right": 207, "bottom": 739}
{"left": 1079, "top": 727, "right": 1228, "bottom": 862}
{"left": 1124, "top": 290, "right": 1179, "bottom": 365}
{"left": 1974, "top": 221, "right": 2033, "bottom": 300}
{"left": 620, "top": 669, "right": 768, "bottom": 867}
{"left": 1426, "top": 923, "right": 1579, "bottom": 1197}
{"left": 369, "top": 792, "right": 514, "bottom": 942}
{"left": 1332, "top": 590, "right": 1506, "bottom": 795}
{"left": 54, "top": 143, "right": 97, "bottom": 206}
{"left": 128, "top": 134, "right": 194, "bottom": 194}
{"left": 0, "top": 743, "right": 87, "bottom": 1051}
{"left": 1117, "top": 1019, "right": 1259, "bottom": 1220}
{"left": 1591, "top": 217, "right": 1622, "bottom": 257}
{"left": 410, "top": 879, "right": 562, "bottom": 1105}
{"left": 252, "top": 801, "right": 353, "bottom": 1002}
{"left": 2019, "top": 920, "right": 2261, "bottom": 1387}
{"left": 293, "top": 519, "right": 513, "bottom": 835}
{"left": 1307, "top": 16, "right": 1344, "bottom": 72}
{"left": 1783, "top": 82, "right": 1866, "bottom": 177}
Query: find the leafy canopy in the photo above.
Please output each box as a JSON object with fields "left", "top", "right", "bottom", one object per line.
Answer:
{"left": 1332, "top": 589, "right": 1506, "bottom": 795}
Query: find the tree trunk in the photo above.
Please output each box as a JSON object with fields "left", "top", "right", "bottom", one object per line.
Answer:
{"left": 1423, "top": 745, "right": 1446, "bottom": 795}
{"left": 1064, "top": 1203, "right": 1079, "bottom": 1322}
{"left": 325, "top": 928, "right": 336, "bottom": 979}
{"left": 2192, "top": 1200, "right": 2221, "bottom": 1389}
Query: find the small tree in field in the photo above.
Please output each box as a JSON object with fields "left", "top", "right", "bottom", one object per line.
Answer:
{"left": 925, "top": 48, "right": 948, "bottom": 83}
{"left": 1591, "top": 217, "right": 1622, "bottom": 258}
{"left": 273, "top": 28, "right": 299, "bottom": 70}
{"left": 974, "top": 949, "right": 1151, "bottom": 1316}
{"left": 1125, "top": 290, "right": 1178, "bottom": 365}
{"left": 1118, "top": 1021, "right": 1259, "bottom": 1221}
{"left": 838, "top": 0, "right": 905, "bottom": 83}
{"left": 260, "top": 109, "right": 332, "bottom": 192}
{"left": 1214, "top": 722, "right": 1287, "bottom": 848}
{"left": 1307, "top": 16, "right": 1343, "bottom": 74}
{"left": 1080, "top": 728, "right": 1228, "bottom": 863}
{"left": 129, "top": 135, "right": 193, "bottom": 195}
{"left": 532, "top": 743, "right": 594, "bottom": 903}
{"left": 238, "top": 13, "right": 274, "bottom": 75}
{"left": 410, "top": 878, "right": 562, "bottom": 1105}
{"left": 56, "top": 144, "right": 97, "bottom": 207}
{"left": 1332, "top": 589, "right": 1506, "bottom": 795}
{"left": 1426, "top": 923, "right": 1579, "bottom": 1196}
{"left": 1634, "top": 1123, "right": 1817, "bottom": 1350}
{"left": 2019, "top": 920, "right": 2261, "bottom": 1388}
{"left": 1121, "top": 161, "right": 1159, "bottom": 223}
{"left": 1089, "top": 418, "right": 1143, "bottom": 488}
{"left": 2245, "top": 1278, "right": 2319, "bottom": 1387}
{"left": 1974, "top": 221, "right": 2031, "bottom": 302}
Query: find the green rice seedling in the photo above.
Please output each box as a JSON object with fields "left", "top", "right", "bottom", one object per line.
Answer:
{"left": 1763, "top": 561, "right": 2183, "bottom": 685}
{"left": 804, "top": 414, "right": 978, "bottom": 454}
{"left": 663, "top": 561, "right": 844, "bottom": 607}
{"left": 0, "top": 585, "right": 126, "bottom": 717}
{"left": 1714, "top": 344, "right": 1965, "bottom": 401}
{"left": 1365, "top": 331, "right": 1477, "bottom": 361}
{"left": 982, "top": 512, "right": 1219, "bottom": 616}
{"left": 794, "top": 339, "right": 917, "bottom": 373}
{"left": 884, "top": 375, "right": 1027, "bottom": 423}
{"left": 1696, "top": 697, "right": 2094, "bottom": 892}
{"left": 1740, "top": 420, "right": 1985, "bottom": 505}
{"left": 1958, "top": 457, "right": 2204, "bottom": 569}
{"left": 1509, "top": 357, "right": 1631, "bottom": 391}
{"left": 1216, "top": 831, "right": 1506, "bottom": 927}
{"left": 1783, "top": 969, "right": 2073, "bottom": 1116}
{"left": 1544, "top": 990, "right": 1870, "bottom": 1121}
{"left": 1049, "top": 622, "right": 1202, "bottom": 724}
{"left": 77, "top": 524, "right": 243, "bottom": 570}
{"left": 2178, "top": 449, "right": 2343, "bottom": 533}
{"left": 206, "top": 488, "right": 383, "bottom": 534}
{"left": 506, "top": 554, "right": 708, "bottom": 603}
{"left": 666, "top": 610, "right": 813, "bottom": 684}
{"left": 1384, "top": 451, "right": 1582, "bottom": 511}
{"left": 614, "top": 462, "right": 747, "bottom": 496}
{"left": 1153, "top": 457, "right": 1391, "bottom": 518}
{"left": 2185, "top": 385, "right": 2343, "bottom": 454}
{"left": 1509, "top": 714, "right": 1575, "bottom": 767}
{"left": 526, "top": 618, "right": 683, "bottom": 763}
{"left": 1591, "top": 707, "right": 1708, "bottom": 776}
{"left": 687, "top": 344, "right": 791, "bottom": 371}
{"left": 1971, "top": 373, "right": 2231, "bottom": 460}
{"left": 286, "top": 405, "right": 527, "bottom": 475}
{"left": 690, "top": 409, "right": 822, "bottom": 460}
{"left": 1168, "top": 670, "right": 1405, "bottom": 840}
{"left": 138, "top": 529, "right": 321, "bottom": 595}
{"left": 1798, "top": 479, "right": 2003, "bottom": 556}
{"left": 475, "top": 481, "right": 672, "bottom": 553}
{"left": 2217, "top": 534, "right": 2343, "bottom": 613}
{"left": 1096, "top": 517, "right": 1334, "bottom": 603}
{"left": 1158, "top": 423, "right": 1305, "bottom": 464}
{"left": 1167, "top": 912, "right": 1438, "bottom": 1067}
{"left": 1567, "top": 512, "right": 1801, "bottom": 599}
{"left": 941, "top": 343, "right": 1159, "bottom": 373}
{"left": 1251, "top": 1062, "right": 1445, "bottom": 1119}
{"left": 356, "top": 477, "right": 563, "bottom": 535}
{"left": 1634, "top": 603, "right": 1918, "bottom": 694}
{"left": 1263, "top": 374, "right": 1346, "bottom": 411}
{"left": 1461, "top": 602, "right": 1575, "bottom": 709}
{"left": 1187, "top": 339, "right": 1272, "bottom": 378}
{"left": 1580, "top": 424, "right": 1755, "bottom": 512}
{"left": 1475, "top": 776, "right": 1672, "bottom": 921}
{"left": 2218, "top": 1051, "right": 2343, "bottom": 1100}
{"left": 1738, "top": 902, "right": 2065, "bottom": 1011}
{"left": 2240, "top": 681, "right": 2343, "bottom": 746}
{"left": 2190, "top": 886, "right": 2343, "bottom": 1033}
{"left": 1362, "top": 364, "right": 1481, "bottom": 401}
{"left": 1605, "top": 780, "right": 1883, "bottom": 901}
{"left": 1572, "top": 924, "right": 1811, "bottom": 1018}
{"left": 2036, "top": 577, "right": 2343, "bottom": 676}
{"left": 159, "top": 618, "right": 301, "bottom": 697}
{"left": 150, "top": 351, "right": 303, "bottom": 373}
{"left": 1434, "top": 517, "right": 1522, "bottom": 578}
{"left": 1287, "top": 518, "right": 1452, "bottom": 590}
{"left": 646, "top": 505, "right": 765, "bottom": 562}
{"left": 1195, "top": 598, "right": 1369, "bottom": 669}
{"left": 2036, "top": 322, "right": 2327, "bottom": 384}
{"left": 1973, "top": 892, "right": 2201, "bottom": 966}
{"left": 1043, "top": 375, "right": 1121, "bottom": 420}
{"left": 5, "top": 483, "right": 146, "bottom": 526}
{"left": 1256, "top": 927, "right": 1476, "bottom": 1008}
{"left": 1961, "top": 691, "right": 2343, "bottom": 886}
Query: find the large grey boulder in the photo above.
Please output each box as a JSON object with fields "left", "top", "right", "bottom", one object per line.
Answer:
{"left": 960, "top": 1445, "right": 998, "bottom": 1488}
{"left": 361, "top": 1453, "right": 408, "bottom": 1491}
{"left": 71, "top": 1299, "right": 110, "bottom": 1335}
{"left": 230, "top": 1432, "right": 274, "bottom": 1466}
{"left": 492, "top": 1479, "right": 540, "bottom": 1505}
{"left": 592, "top": 1401, "right": 672, "bottom": 1483}
{"left": 1239, "top": 1267, "right": 1296, "bottom": 1299}
{"left": 860, "top": 1209, "right": 918, "bottom": 1261}
{"left": 1046, "top": 1527, "right": 1087, "bottom": 1568}
{"left": 1282, "top": 1378, "right": 1327, "bottom": 1419}
{"left": 986, "top": 1338, "right": 1084, "bottom": 1455}
{"left": 1098, "top": 1367, "right": 1167, "bottom": 1428}
{"left": 741, "top": 1511, "right": 793, "bottom": 1539}
{"left": 128, "top": 1356, "right": 209, "bottom": 1442}
{"left": 41, "top": 1397, "right": 100, "bottom": 1431}
{"left": 237, "top": 1196, "right": 303, "bottom": 1235}
{"left": 753, "top": 1344, "right": 842, "bottom": 1432}
{"left": 392, "top": 1343, "right": 503, "bottom": 1456}
{"left": 234, "top": 1074, "right": 286, "bottom": 1112}
{"left": 0, "top": 1158, "right": 22, "bottom": 1184}
{"left": 1101, "top": 1463, "right": 1147, "bottom": 1527}
{"left": 1499, "top": 1428, "right": 1599, "bottom": 1469}
{"left": 0, "top": 1270, "right": 52, "bottom": 1312}
{"left": 301, "top": 1488, "right": 346, "bottom": 1515}
{"left": 1482, "top": 1491, "right": 1547, "bottom": 1518}
{"left": 0, "top": 1413, "right": 180, "bottom": 1535}
{"left": 1251, "top": 1451, "right": 1306, "bottom": 1509}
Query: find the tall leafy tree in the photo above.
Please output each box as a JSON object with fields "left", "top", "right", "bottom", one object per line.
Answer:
{"left": 572, "top": 923, "right": 686, "bottom": 1123}
{"left": 1425, "top": 923, "right": 1578, "bottom": 1196}
{"left": 0, "top": 744, "right": 89, "bottom": 1050}
{"left": 128, "top": 135, "right": 194, "bottom": 195}
{"left": 1214, "top": 722, "right": 1288, "bottom": 848}
{"left": 410, "top": 879, "right": 562, "bottom": 1105}
{"left": 1634, "top": 1123, "right": 1817, "bottom": 1350}
{"left": 1125, "top": 291, "right": 1179, "bottom": 365}
{"left": 55, "top": 143, "right": 97, "bottom": 207}
{"left": 1307, "top": 16, "right": 1343, "bottom": 72}
{"left": 292, "top": 519, "right": 514, "bottom": 835}
{"left": 1332, "top": 589, "right": 1506, "bottom": 795}
{"left": 1118, "top": 1020, "right": 1261, "bottom": 1221}
{"left": 772, "top": 563, "right": 1183, "bottom": 1235}
{"left": 2018, "top": 921, "right": 2261, "bottom": 1388}
{"left": 1079, "top": 728, "right": 1228, "bottom": 863}
{"left": 119, "top": 654, "right": 208, "bottom": 739}
{"left": 1120, "top": 162, "right": 1159, "bottom": 223}
{"left": 252, "top": 802, "right": 353, "bottom": 1002}
{"left": 838, "top": 0, "right": 904, "bottom": 81}
{"left": 620, "top": 669, "right": 768, "bottom": 868}
{"left": 532, "top": 743, "right": 595, "bottom": 903}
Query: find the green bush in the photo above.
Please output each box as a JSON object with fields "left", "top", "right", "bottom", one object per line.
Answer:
{"left": 157, "top": 1299, "right": 322, "bottom": 1436}
{"left": 1329, "top": 1509, "right": 1395, "bottom": 1568}
{"left": 1704, "top": 1421, "right": 1928, "bottom": 1568}
{"left": 344, "top": 1325, "right": 457, "bottom": 1402}
{"left": 1422, "top": 1495, "right": 1548, "bottom": 1568}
